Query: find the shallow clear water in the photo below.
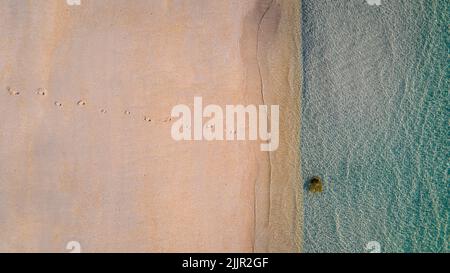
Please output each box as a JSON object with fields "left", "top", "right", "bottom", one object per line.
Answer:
{"left": 301, "top": 0, "right": 448, "bottom": 252}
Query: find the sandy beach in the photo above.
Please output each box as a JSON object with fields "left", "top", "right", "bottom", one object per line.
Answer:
{"left": 0, "top": 0, "right": 301, "bottom": 253}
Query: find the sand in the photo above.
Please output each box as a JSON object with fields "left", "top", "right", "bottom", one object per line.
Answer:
{"left": 0, "top": 0, "right": 301, "bottom": 252}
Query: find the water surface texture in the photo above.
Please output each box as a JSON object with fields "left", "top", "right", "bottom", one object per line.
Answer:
{"left": 301, "top": 0, "right": 448, "bottom": 252}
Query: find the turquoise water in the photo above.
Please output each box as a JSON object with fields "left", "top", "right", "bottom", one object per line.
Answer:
{"left": 301, "top": 0, "right": 448, "bottom": 252}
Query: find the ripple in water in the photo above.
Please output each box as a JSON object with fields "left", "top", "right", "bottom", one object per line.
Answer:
{"left": 301, "top": 0, "right": 448, "bottom": 253}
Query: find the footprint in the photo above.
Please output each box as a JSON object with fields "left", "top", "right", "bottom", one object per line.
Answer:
{"left": 6, "top": 87, "right": 20, "bottom": 96}
{"left": 77, "top": 100, "right": 87, "bottom": 106}
{"left": 54, "top": 101, "right": 63, "bottom": 108}
{"left": 36, "top": 88, "right": 47, "bottom": 96}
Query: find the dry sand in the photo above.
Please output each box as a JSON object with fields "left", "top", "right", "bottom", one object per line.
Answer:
{"left": 0, "top": 0, "right": 301, "bottom": 252}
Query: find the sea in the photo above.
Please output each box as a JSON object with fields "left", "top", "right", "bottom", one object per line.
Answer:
{"left": 301, "top": 0, "right": 448, "bottom": 252}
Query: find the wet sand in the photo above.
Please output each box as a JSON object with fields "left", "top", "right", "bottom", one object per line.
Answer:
{"left": 0, "top": 0, "right": 301, "bottom": 252}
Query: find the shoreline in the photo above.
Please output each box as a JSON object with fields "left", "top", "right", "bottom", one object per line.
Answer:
{"left": 254, "top": 0, "right": 302, "bottom": 252}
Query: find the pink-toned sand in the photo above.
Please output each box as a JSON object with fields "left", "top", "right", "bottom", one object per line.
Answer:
{"left": 0, "top": 0, "right": 301, "bottom": 253}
